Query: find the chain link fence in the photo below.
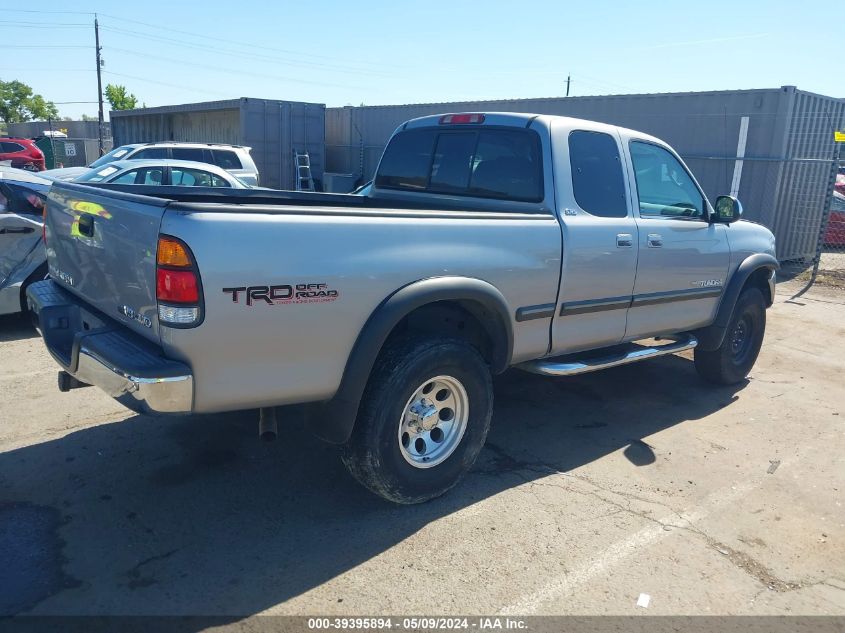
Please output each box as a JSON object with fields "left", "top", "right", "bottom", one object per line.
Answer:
{"left": 814, "top": 155, "right": 845, "bottom": 291}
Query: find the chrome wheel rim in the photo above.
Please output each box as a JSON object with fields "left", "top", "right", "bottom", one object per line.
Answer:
{"left": 398, "top": 375, "right": 469, "bottom": 469}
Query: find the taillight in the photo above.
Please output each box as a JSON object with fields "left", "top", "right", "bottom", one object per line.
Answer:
{"left": 156, "top": 235, "right": 203, "bottom": 326}
{"left": 156, "top": 269, "right": 199, "bottom": 303}
{"left": 439, "top": 113, "right": 485, "bottom": 125}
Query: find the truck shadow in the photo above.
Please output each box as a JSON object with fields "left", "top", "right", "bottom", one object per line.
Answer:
{"left": 0, "top": 353, "right": 745, "bottom": 617}
{"left": 0, "top": 313, "right": 38, "bottom": 342}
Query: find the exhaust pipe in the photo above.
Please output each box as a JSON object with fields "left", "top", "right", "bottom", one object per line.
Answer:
{"left": 258, "top": 407, "right": 278, "bottom": 442}
{"left": 57, "top": 371, "right": 91, "bottom": 392}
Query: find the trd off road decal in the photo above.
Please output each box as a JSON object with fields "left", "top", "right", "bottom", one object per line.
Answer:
{"left": 223, "top": 283, "right": 339, "bottom": 306}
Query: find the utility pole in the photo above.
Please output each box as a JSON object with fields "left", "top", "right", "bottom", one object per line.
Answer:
{"left": 94, "top": 15, "right": 104, "bottom": 155}
{"left": 566, "top": 74, "right": 571, "bottom": 97}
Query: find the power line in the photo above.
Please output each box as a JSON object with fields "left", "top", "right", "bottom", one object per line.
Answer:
{"left": 101, "top": 70, "right": 234, "bottom": 99}
{"left": 0, "top": 67, "right": 91, "bottom": 71}
{"left": 0, "top": 8, "right": 94, "bottom": 14}
{"left": 96, "top": 11, "right": 392, "bottom": 70}
{"left": 99, "top": 25, "right": 391, "bottom": 78}
{"left": 0, "top": 20, "right": 89, "bottom": 27}
{"left": 0, "top": 45, "right": 90, "bottom": 48}
{"left": 106, "top": 46, "right": 360, "bottom": 90}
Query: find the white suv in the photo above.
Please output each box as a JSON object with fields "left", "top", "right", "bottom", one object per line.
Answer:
{"left": 87, "top": 142, "right": 260, "bottom": 185}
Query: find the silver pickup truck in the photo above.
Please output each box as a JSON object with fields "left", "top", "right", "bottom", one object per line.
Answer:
{"left": 28, "top": 112, "right": 778, "bottom": 504}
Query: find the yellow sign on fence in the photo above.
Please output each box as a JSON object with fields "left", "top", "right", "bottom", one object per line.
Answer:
{"left": 836, "top": 130, "right": 845, "bottom": 143}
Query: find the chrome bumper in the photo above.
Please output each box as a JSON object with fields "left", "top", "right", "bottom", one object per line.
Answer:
{"left": 73, "top": 345, "right": 193, "bottom": 414}
{"left": 27, "top": 279, "right": 194, "bottom": 415}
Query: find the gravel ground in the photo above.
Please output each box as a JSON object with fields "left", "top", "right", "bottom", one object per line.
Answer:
{"left": 0, "top": 282, "right": 843, "bottom": 618}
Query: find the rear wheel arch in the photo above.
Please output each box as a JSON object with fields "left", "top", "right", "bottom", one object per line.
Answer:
{"left": 303, "top": 277, "right": 513, "bottom": 444}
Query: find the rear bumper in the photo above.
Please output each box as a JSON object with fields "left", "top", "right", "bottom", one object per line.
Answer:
{"left": 27, "top": 279, "right": 193, "bottom": 415}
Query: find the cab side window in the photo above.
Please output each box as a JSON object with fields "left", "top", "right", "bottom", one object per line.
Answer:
{"left": 568, "top": 130, "right": 628, "bottom": 218}
{"left": 630, "top": 141, "right": 705, "bottom": 219}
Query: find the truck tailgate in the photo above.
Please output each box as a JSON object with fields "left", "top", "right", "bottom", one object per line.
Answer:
{"left": 45, "top": 182, "right": 168, "bottom": 343}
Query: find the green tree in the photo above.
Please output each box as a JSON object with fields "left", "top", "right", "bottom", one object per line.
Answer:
{"left": 104, "top": 84, "right": 138, "bottom": 111}
{"left": 0, "top": 79, "right": 59, "bottom": 123}
{"left": 81, "top": 113, "right": 98, "bottom": 121}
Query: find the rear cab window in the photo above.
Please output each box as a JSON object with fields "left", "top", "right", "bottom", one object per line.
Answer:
{"left": 375, "top": 127, "right": 543, "bottom": 202}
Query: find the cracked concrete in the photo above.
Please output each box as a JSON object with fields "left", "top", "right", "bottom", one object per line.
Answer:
{"left": 0, "top": 280, "right": 843, "bottom": 616}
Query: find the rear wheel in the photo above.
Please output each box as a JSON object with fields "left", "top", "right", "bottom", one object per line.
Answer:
{"left": 341, "top": 337, "right": 493, "bottom": 504}
{"left": 694, "top": 287, "right": 766, "bottom": 385}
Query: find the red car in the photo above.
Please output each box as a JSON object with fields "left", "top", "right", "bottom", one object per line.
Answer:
{"left": 0, "top": 137, "right": 45, "bottom": 172}
{"left": 823, "top": 171, "right": 845, "bottom": 247}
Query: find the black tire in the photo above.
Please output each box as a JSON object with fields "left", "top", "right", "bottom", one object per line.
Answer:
{"left": 694, "top": 287, "right": 766, "bottom": 385}
{"left": 19, "top": 262, "right": 49, "bottom": 313}
{"left": 341, "top": 337, "right": 493, "bottom": 504}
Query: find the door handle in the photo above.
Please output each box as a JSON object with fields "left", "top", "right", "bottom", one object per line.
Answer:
{"left": 616, "top": 233, "right": 633, "bottom": 248}
{"left": 77, "top": 215, "right": 94, "bottom": 238}
{"left": 647, "top": 233, "right": 663, "bottom": 248}
{"left": 0, "top": 226, "right": 35, "bottom": 234}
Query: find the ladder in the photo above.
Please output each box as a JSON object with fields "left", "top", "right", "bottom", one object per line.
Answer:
{"left": 294, "top": 150, "right": 314, "bottom": 191}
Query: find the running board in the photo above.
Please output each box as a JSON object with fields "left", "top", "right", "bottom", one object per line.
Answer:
{"left": 517, "top": 334, "right": 698, "bottom": 377}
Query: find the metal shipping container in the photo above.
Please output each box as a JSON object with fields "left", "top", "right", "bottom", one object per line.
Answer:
{"left": 326, "top": 87, "right": 845, "bottom": 262}
{"left": 111, "top": 98, "right": 325, "bottom": 191}
{"left": 7, "top": 120, "right": 111, "bottom": 141}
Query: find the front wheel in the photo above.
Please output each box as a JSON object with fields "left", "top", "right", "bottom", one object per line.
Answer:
{"left": 341, "top": 337, "right": 493, "bottom": 504}
{"left": 694, "top": 287, "right": 766, "bottom": 385}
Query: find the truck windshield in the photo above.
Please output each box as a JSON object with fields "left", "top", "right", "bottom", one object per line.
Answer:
{"left": 375, "top": 128, "right": 543, "bottom": 202}
{"left": 88, "top": 146, "right": 134, "bottom": 169}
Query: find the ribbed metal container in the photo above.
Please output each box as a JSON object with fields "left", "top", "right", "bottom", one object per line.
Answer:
{"left": 326, "top": 87, "right": 845, "bottom": 262}
{"left": 7, "top": 120, "right": 111, "bottom": 141}
{"left": 111, "top": 98, "right": 325, "bottom": 191}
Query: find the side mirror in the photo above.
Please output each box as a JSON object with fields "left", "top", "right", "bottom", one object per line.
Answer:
{"left": 713, "top": 195, "right": 743, "bottom": 224}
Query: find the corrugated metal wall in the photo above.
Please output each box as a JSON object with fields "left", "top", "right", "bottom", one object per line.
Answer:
{"left": 325, "top": 87, "right": 845, "bottom": 262}
{"left": 241, "top": 99, "right": 325, "bottom": 191}
{"left": 110, "top": 98, "right": 325, "bottom": 190}
{"left": 7, "top": 120, "right": 111, "bottom": 140}
{"left": 771, "top": 91, "right": 845, "bottom": 260}
{"left": 111, "top": 102, "right": 242, "bottom": 146}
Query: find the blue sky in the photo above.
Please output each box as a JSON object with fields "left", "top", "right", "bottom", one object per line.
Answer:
{"left": 1, "top": 0, "right": 837, "bottom": 120}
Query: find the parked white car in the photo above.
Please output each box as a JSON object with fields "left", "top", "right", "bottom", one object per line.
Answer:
{"left": 90, "top": 142, "right": 259, "bottom": 185}
{"left": 72, "top": 159, "right": 251, "bottom": 188}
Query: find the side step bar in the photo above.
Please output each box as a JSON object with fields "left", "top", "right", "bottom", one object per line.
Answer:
{"left": 517, "top": 334, "right": 698, "bottom": 377}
